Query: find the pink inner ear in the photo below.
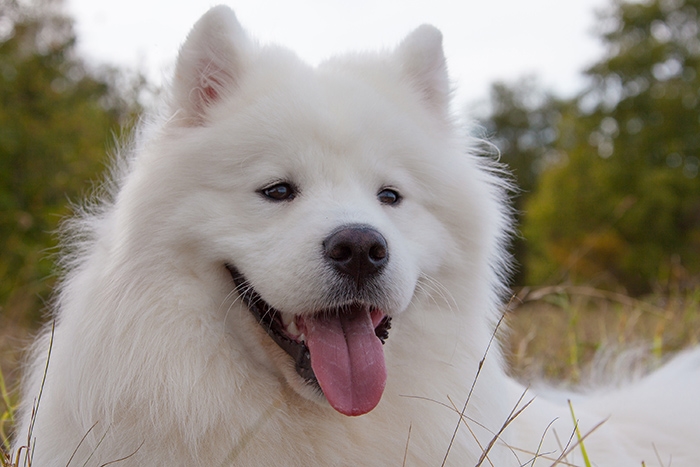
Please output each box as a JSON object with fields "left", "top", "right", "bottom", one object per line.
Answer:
{"left": 199, "top": 65, "right": 227, "bottom": 107}
{"left": 189, "top": 63, "right": 233, "bottom": 122}
{"left": 203, "top": 84, "right": 219, "bottom": 103}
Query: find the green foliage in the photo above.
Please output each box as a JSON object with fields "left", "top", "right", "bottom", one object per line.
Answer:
{"left": 483, "top": 77, "right": 565, "bottom": 196}
{"left": 0, "top": 0, "right": 142, "bottom": 322}
{"left": 481, "top": 79, "right": 567, "bottom": 283}
{"left": 486, "top": 0, "right": 700, "bottom": 294}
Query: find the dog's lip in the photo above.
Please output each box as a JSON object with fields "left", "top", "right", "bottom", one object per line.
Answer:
{"left": 225, "top": 264, "right": 316, "bottom": 383}
{"left": 224, "top": 264, "right": 392, "bottom": 388}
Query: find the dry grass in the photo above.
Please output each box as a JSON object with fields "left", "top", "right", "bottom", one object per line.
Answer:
{"left": 504, "top": 286, "right": 700, "bottom": 383}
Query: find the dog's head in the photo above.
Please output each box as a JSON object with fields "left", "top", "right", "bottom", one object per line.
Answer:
{"left": 127, "top": 6, "right": 508, "bottom": 416}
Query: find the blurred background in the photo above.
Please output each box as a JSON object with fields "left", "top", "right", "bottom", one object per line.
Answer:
{"left": 1, "top": 0, "right": 699, "bottom": 447}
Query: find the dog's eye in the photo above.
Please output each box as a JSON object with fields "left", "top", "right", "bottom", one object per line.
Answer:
{"left": 260, "top": 182, "right": 296, "bottom": 201}
{"left": 377, "top": 188, "right": 401, "bottom": 206}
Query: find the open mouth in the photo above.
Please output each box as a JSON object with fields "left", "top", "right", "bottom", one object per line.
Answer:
{"left": 225, "top": 264, "right": 392, "bottom": 416}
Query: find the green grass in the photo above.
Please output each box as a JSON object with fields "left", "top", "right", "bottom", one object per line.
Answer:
{"left": 0, "top": 316, "right": 25, "bottom": 467}
{"left": 568, "top": 400, "right": 592, "bottom": 467}
{"left": 1, "top": 372, "right": 17, "bottom": 467}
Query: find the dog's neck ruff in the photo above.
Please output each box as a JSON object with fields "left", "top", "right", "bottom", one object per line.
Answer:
{"left": 225, "top": 264, "right": 392, "bottom": 415}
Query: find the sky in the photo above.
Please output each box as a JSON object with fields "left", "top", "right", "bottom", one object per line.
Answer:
{"left": 66, "top": 0, "right": 611, "bottom": 113}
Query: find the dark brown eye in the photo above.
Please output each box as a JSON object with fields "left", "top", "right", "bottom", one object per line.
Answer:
{"left": 377, "top": 188, "right": 401, "bottom": 206}
{"left": 261, "top": 182, "right": 296, "bottom": 201}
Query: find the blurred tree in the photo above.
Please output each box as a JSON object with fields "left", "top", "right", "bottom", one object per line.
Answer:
{"left": 0, "top": 0, "right": 143, "bottom": 322}
{"left": 483, "top": 77, "right": 564, "bottom": 196}
{"left": 480, "top": 77, "right": 566, "bottom": 283}
{"left": 522, "top": 0, "right": 700, "bottom": 294}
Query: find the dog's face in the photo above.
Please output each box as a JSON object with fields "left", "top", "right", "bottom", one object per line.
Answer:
{"left": 125, "top": 7, "right": 498, "bottom": 416}
{"left": 204, "top": 92, "right": 452, "bottom": 414}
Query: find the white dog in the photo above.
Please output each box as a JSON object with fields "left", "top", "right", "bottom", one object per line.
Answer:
{"left": 14, "top": 6, "right": 700, "bottom": 466}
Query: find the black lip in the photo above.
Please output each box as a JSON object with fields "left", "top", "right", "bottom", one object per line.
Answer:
{"left": 225, "top": 264, "right": 317, "bottom": 384}
{"left": 224, "top": 264, "right": 392, "bottom": 388}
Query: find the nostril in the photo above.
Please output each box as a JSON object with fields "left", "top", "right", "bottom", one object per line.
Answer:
{"left": 369, "top": 243, "right": 386, "bottom": 262}
{"left": 328, "top": 243, "right": 353, "bottom": 262}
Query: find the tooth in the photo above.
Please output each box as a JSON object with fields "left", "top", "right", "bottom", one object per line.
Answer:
{"left": 287, "top": 320, "right": 299, "bottom": 337}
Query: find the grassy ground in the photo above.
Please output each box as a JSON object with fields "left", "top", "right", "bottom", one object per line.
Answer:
{"left": 1, "top": 286, "right": 699, "bottom": 464}
{"left": 504, "top": 286, "right": 700, "bottom": 383}
{"left": 0, "top": 315, "right": 30, "bottom": 466}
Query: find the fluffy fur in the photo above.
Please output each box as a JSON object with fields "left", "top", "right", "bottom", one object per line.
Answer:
{"left": 14, "top": 6, "right": 700, "bottom": 466}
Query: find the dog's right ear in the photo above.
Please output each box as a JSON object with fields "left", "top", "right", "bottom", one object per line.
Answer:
{"left": 170, "top": 5, "right": 249, "bottom": 126}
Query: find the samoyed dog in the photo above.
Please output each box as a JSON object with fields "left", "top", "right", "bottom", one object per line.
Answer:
{"left": 14, "top": 6, "right": 700, "bottom": 466}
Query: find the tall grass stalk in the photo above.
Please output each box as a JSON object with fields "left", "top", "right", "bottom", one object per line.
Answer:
{"left": 567, "top": 400, "right": 592, "bottom": 467}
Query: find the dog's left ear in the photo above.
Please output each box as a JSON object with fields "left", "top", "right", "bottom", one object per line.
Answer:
{"left": 396, "top": 25, "right": 451, "bottom": 117}
{"left": 170, "top": 5, "right": 250, "bottom": 126}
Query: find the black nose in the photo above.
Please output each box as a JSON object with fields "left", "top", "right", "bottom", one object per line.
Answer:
{"left": 323, "top": 225, "right": 388, "bottom": 286}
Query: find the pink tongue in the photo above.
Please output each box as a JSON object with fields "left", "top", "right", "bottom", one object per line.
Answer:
{"left": 302, "top": 307, "right": 387, "bottom": 416}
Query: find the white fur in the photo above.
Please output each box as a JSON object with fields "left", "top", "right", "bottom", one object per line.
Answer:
{"left": 14, "top": 6, "right": 700, "bottom": 466}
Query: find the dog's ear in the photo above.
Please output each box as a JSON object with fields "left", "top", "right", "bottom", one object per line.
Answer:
{"left": 396, "top": 25, "right": 451, "bottom": 117}
{"left": 170, "top": 6, "right": 249, "bottom": 126}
